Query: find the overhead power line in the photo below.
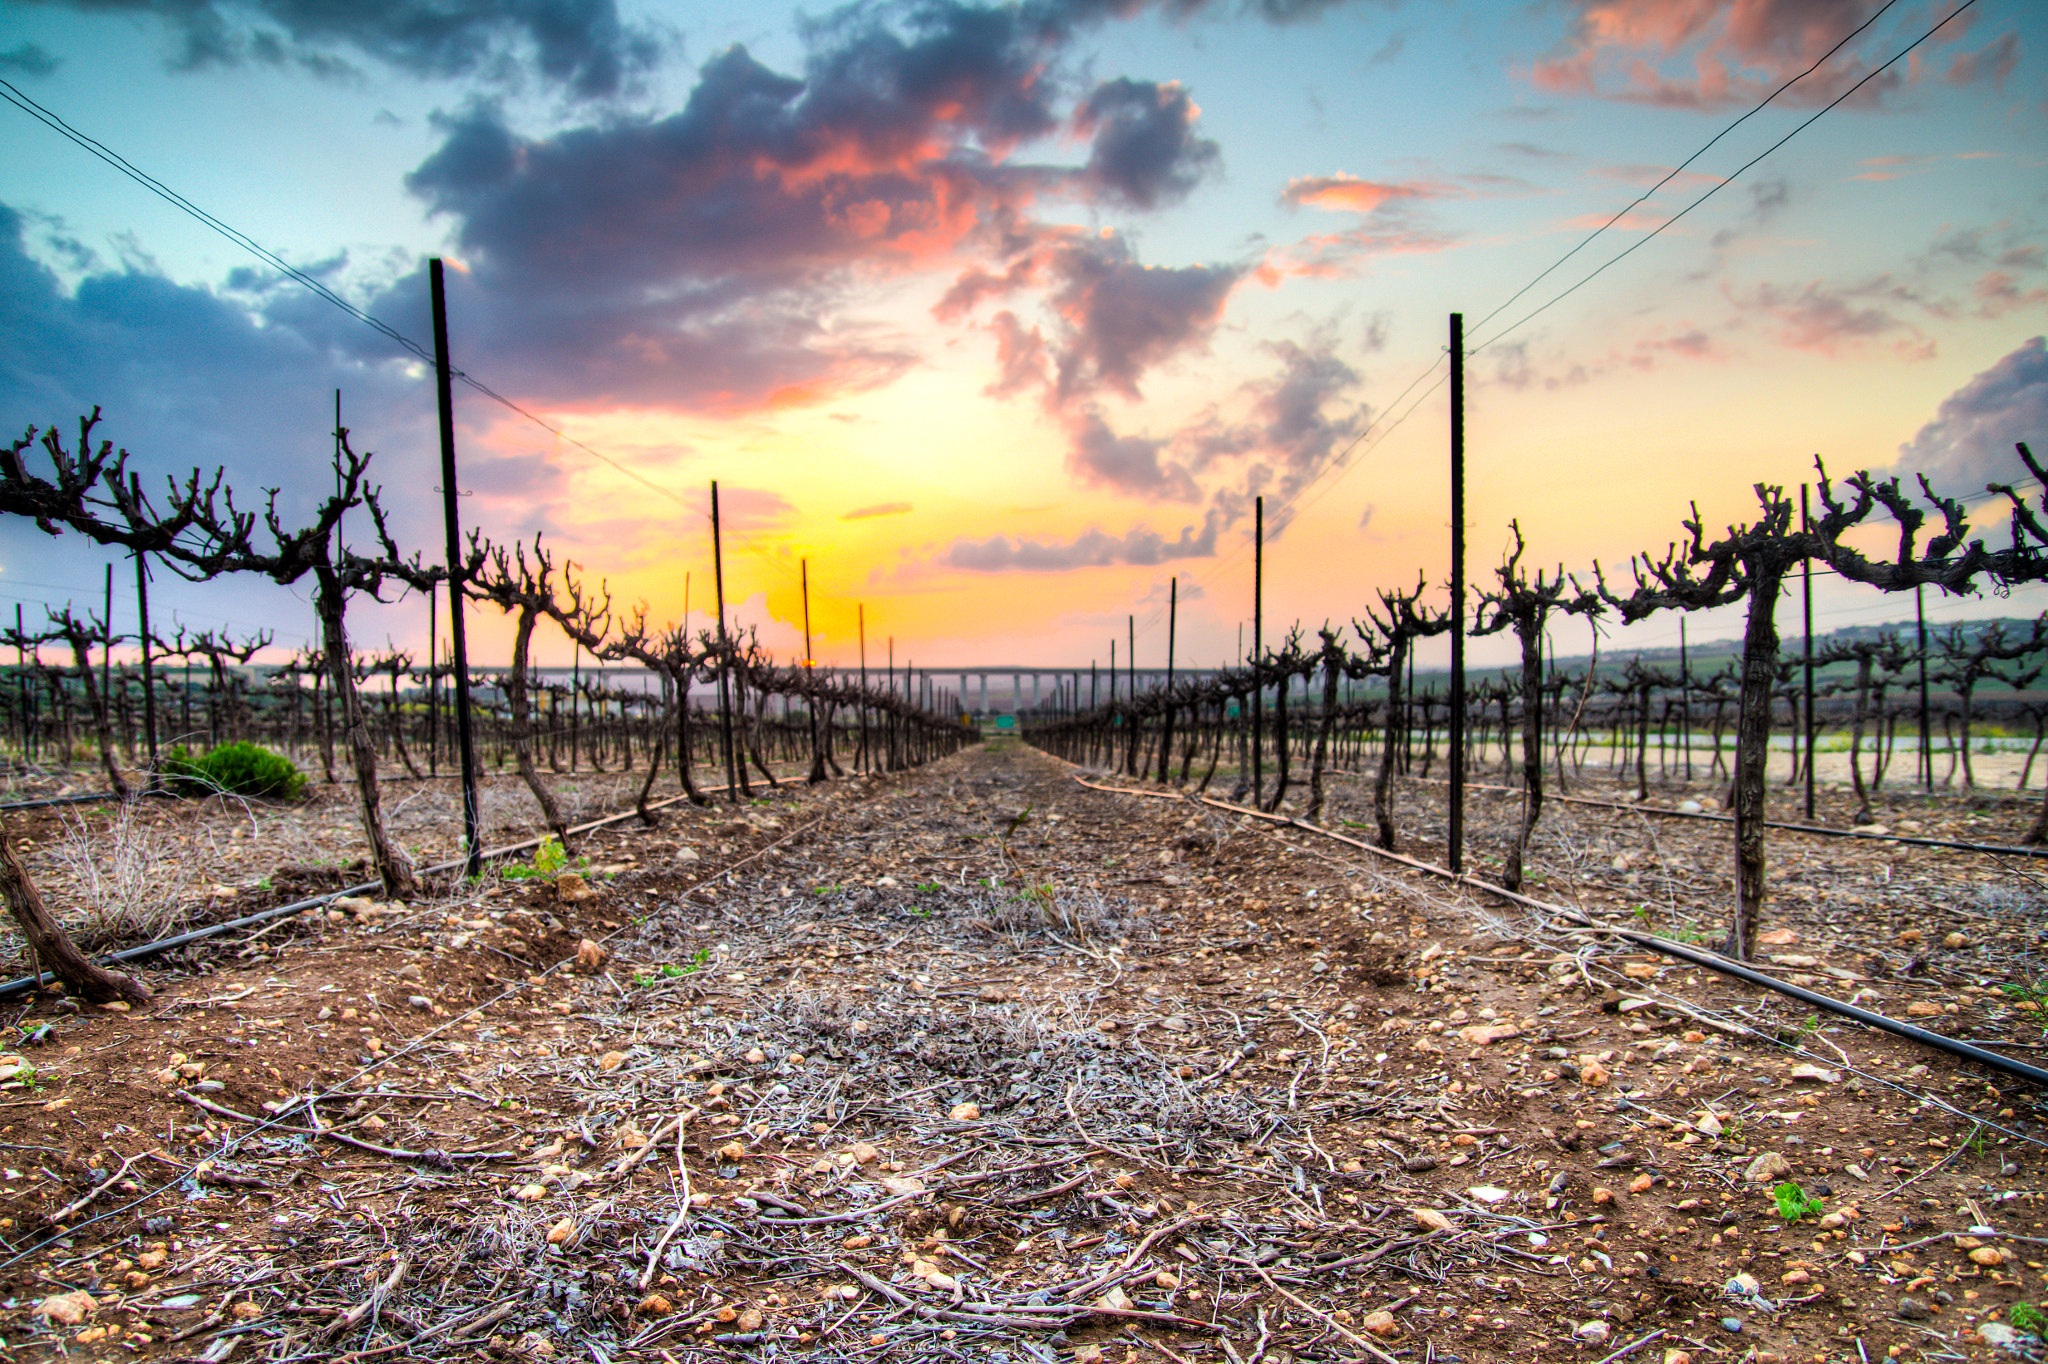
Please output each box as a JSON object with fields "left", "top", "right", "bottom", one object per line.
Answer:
{"left": 1139, "top": 0, "right": 1980, "bottom": 653}
{"left": 0, "top": 76, "right": 693, "bottom": 516}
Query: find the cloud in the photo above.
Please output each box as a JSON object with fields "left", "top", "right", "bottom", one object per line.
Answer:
{"left": 384, "top": 0, "right": 1243, "bottom": 418}
{"left": 1895, "top": 336, "right": 2048, "bottom": 497}
{"left": 26, "top": 0, "right": 664, "bottom": 96}
{"left": 1743, "top": 279, "right": 1912, "bottom": 356}
{"left": 1281, "top": 174, "right": 1437, "bottom": 214}
{"left": 1526, "top": 0, "right": 1998, "bottom": 110}
{"left": 1073, "top": 78, "right": 1221, "bottom": 210}
{"left": 0, "top": 43, "right": 60, "bottom": 76}
{"left": 984, "top": 310, "right": 1052, "bottom": 397}
{"left": 841, "top": 500, "right": 913, "bottom": 520}
{"left": 942, "top": 512, "right": 1221, "bottom": 571}
{"left": 1065, "top": 407, "right": 1200, "bottom": 501}
{"left": 1045, "top": 236, "right": 1243, "bottom": 405}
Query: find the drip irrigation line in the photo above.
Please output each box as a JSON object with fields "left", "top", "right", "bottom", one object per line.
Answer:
{"left": 0, "top": 792, "right": 852, "bottom": 1276}
{"left": 0, "top": 750, "right": 878, "bottom": 1000}
{"left": 1065, "top": 772, "right": 2048, "bottom": 1090}
{"left": 1405, "top": 774, "right": 2048, "bottom": 859}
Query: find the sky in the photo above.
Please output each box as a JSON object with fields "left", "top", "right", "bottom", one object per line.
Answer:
{"left": 1, "top": 0, "right": 2046, "bottom": 681}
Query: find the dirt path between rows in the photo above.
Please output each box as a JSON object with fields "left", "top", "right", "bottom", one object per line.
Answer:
{"left": 0, "top": 740, "right": 2043, "bottom": 1364}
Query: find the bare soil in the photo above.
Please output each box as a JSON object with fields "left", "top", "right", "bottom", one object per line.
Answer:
{"left": 0, "top": 741, "right": 2044, "bottom": 1364}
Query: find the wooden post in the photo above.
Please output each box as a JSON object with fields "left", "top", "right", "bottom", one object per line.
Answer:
{"left": 1448, "top": 311, "right": 1466, "bottom": 874}
{"left": 1916, "top": 584, "right": 1931, "bottom": 790}
{"left": 133, "top": 545, "right": 157, "bottom": 776}
{"left": 1253, "top": 495, "right": 1264, "bottom": 806}
{"left": 1802, "top": 484, "right": 1816, "bottom": 820}
{"left": 711, "top": 480, "right": 739, "bottom": 802}
{"left": 429, "top": 258, "right": 482, "bottom": 877}
{"left": 1158, "top": 577, "right": 1177, "bottom": 783}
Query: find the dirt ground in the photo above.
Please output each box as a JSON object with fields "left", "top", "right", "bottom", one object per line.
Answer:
{"left": 0, "top": 740, "right": 2044, "bottom": 1364}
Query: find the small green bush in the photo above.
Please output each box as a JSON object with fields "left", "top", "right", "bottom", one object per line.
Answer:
{"left": 162, "top": 742, "right": 308, "bottom": 800}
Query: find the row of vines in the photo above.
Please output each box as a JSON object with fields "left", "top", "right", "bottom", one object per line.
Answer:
{"left": 1027, "top": 449, "right": 2048, "bottom": 963}
{"left": 0, "top": 409, "right": 971, "bottom": 1005}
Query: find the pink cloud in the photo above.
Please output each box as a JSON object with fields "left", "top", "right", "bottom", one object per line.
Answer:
{"left": 1523, "top": 0, "right": 2000, "bottom": 111}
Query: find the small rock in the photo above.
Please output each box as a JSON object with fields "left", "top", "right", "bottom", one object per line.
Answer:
{"left": 1845, "top": 1163, "right": 1870, "bottom": 1182}
{"left": 1781, "top": 1269, "right": 1810, "bottom": 1285}
{"left": 34, "top": 1291, "right": 95, "bottom": 1325}
{"left": 1628, "top": 1173, "right": 1654, "bottom": 1194}
{"left": 231, "top": 1301, "right": 262, "bottom": 1320}
{"left": 598, "top": 1050, "right": 627, "bottom": 1071}
{"left": 1579, "top": 1061, "right": 1611, "bottom": 1088}
{"left": 1905, "top": 1001, "right": 1943, "bottom": 1017}
{"left": 1726, "top": 1273, "right": 1761, "bottom": 1297}
{"left": 396, "top": 963, "right": 423, "bottom": 981}
{"left": 1789, "top": 1063, "right": 1839, "bottom": 1084}
{"left": 880, "top": 1175, "right": 926, "bottom": 1196}
{"left": 743, "top": 1048, "right": 768, "bottom": 1064}
{"left": 718, "top": 1141, "right": 746, "bottom": 1162}
{"left": 1575, "top": 1321, "right": 1611, "bottom": 1345}
{"left": 514, "top": 1183, "right": 547, "bottom": 1201}
{"left": 1896, "top": 1296, "right": 1934, "bottom": 1321}
{"left": 1663, "top": 1351, "right": 1692, "bottom": 1364}
{"left": 1719, "top": 1318, "right": 1743, "bottom": 1334}
{"left": 1459, "top": 1023, "right": 1521, "bottom": 1046}
{"left": 547, "top": 1218, "right": 574, "bottom": 1245}
{"left": 1093, "top": 1286, "right": 1133, "bottom": 1312}
{"left": 849, "top": 1141, "right": 882, "bottom": 1165}
{"left": 1968, "top": 1246, "right": 2003, "bottom": 1267}
{"left": 408, "top": 995, "right": 433, "bottom": 1012}
{"left": 1467, "top": 1185, "right": 1510, "bottom": 1203}
{"left": 556, "top": 873, "right": 597, "bottom": 904}
{"left": 1411, "top": 1207, "right": 1454, "bottom": 1233}
{"left": 1978, "top": 1323, "right": 2021, "bottom": 1348}
{"left": 1744, "top": 1150, "right": 1792, "bottom": 1183}
{"left": 1942, "top": 932, "right": 1968, "bottom": 949}
{"left": 1361, "top": 1309, "right": 1400, "bottom": 1339}
{"left": 948, "top": 1102, "right": 981, "bottom": 1122}
{"left": 1694, "top": 1113, "right": 1724, "bottom": 1137}
{"left": 638, "top": 1293, "right": 673, "bottom": 1315}
{"left": 573, "top": 938, "right": 607, "bottom": 973}
{"left": 1677, "top": 800, "right": 1704, "bottom": 815}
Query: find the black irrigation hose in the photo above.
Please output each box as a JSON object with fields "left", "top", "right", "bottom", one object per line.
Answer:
{"left": 0, "top": 781, "right": 718, "bottom": 1000}
{"left": 1071, "top": 772, "right": 2048, "bottom": 1091}
{"left": 1420, "top": 774, "right": 2048, "bottom": 859}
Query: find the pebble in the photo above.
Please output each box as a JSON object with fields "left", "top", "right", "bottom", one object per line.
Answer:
{"left": 408, "top": 995, "right": 433, "bottom": 1012}
{"left": 1720, "top": 1318, "right": 1743, "bottom": 1334}
{"left": 1726, "top": 1273, "right": 1761, "bottom": 1297}
{"left": 1896, "top": 1296, "right": 1933, "bottom": 1321}
{"left": 1968, "top": 1247, "right": 2003, "bottom": 1267}
{"left": 34, "top": 1291, "right": 94, "bottom": 1325}
{"left": 1677, "top": 800, "right": 1703, "bottom": 815}
{"left": 1978, "top": 1323, "right": 2021, "bottom": 1348}
{"left": 1574, "top": 1321, "right": 1610, "bottom": 1345}
{"left": 556, "top": 873, "right": 597, "bottom": 904}
{"left": 1788, "top": 1063, "right": 1839, "bottom": 1084}
{"left": 574, "top": 939, "right": 607, "bottom": 973}
{"left": 1744, "top": 1150, "right": 1791, "bottom": 1183}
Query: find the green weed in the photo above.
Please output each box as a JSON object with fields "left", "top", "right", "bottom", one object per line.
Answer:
{"left": 1772, "top": 1181, "right": 1826, "bottom": 1223}
{"left": 2011, "top": 1302, "right": 2047, "bottom": 1336}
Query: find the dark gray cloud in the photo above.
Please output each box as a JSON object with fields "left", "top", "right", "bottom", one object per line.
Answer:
{"left": 1896, "top": 336, "right": 2048, "bottom": 497}
{"left": 0, "top": 42, "right": 61, "bottom": 76}
{"left": 1047, "top": 236, "right": 1242, "bottom": 403}
{"left": 1065, "top": 407, "right": 1199, "bottom": 501}
{"left": 19, "top": 0, "right": 662, "bottom": 96}
{"left": 943, "top": 511, "right": 1220, "bottom": 570}
{"left": 1175, "top": 337, "right": 1363, "bottom": 515}
{"left": 1073, "top": 77, "right": 1220, "bottom": 210}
